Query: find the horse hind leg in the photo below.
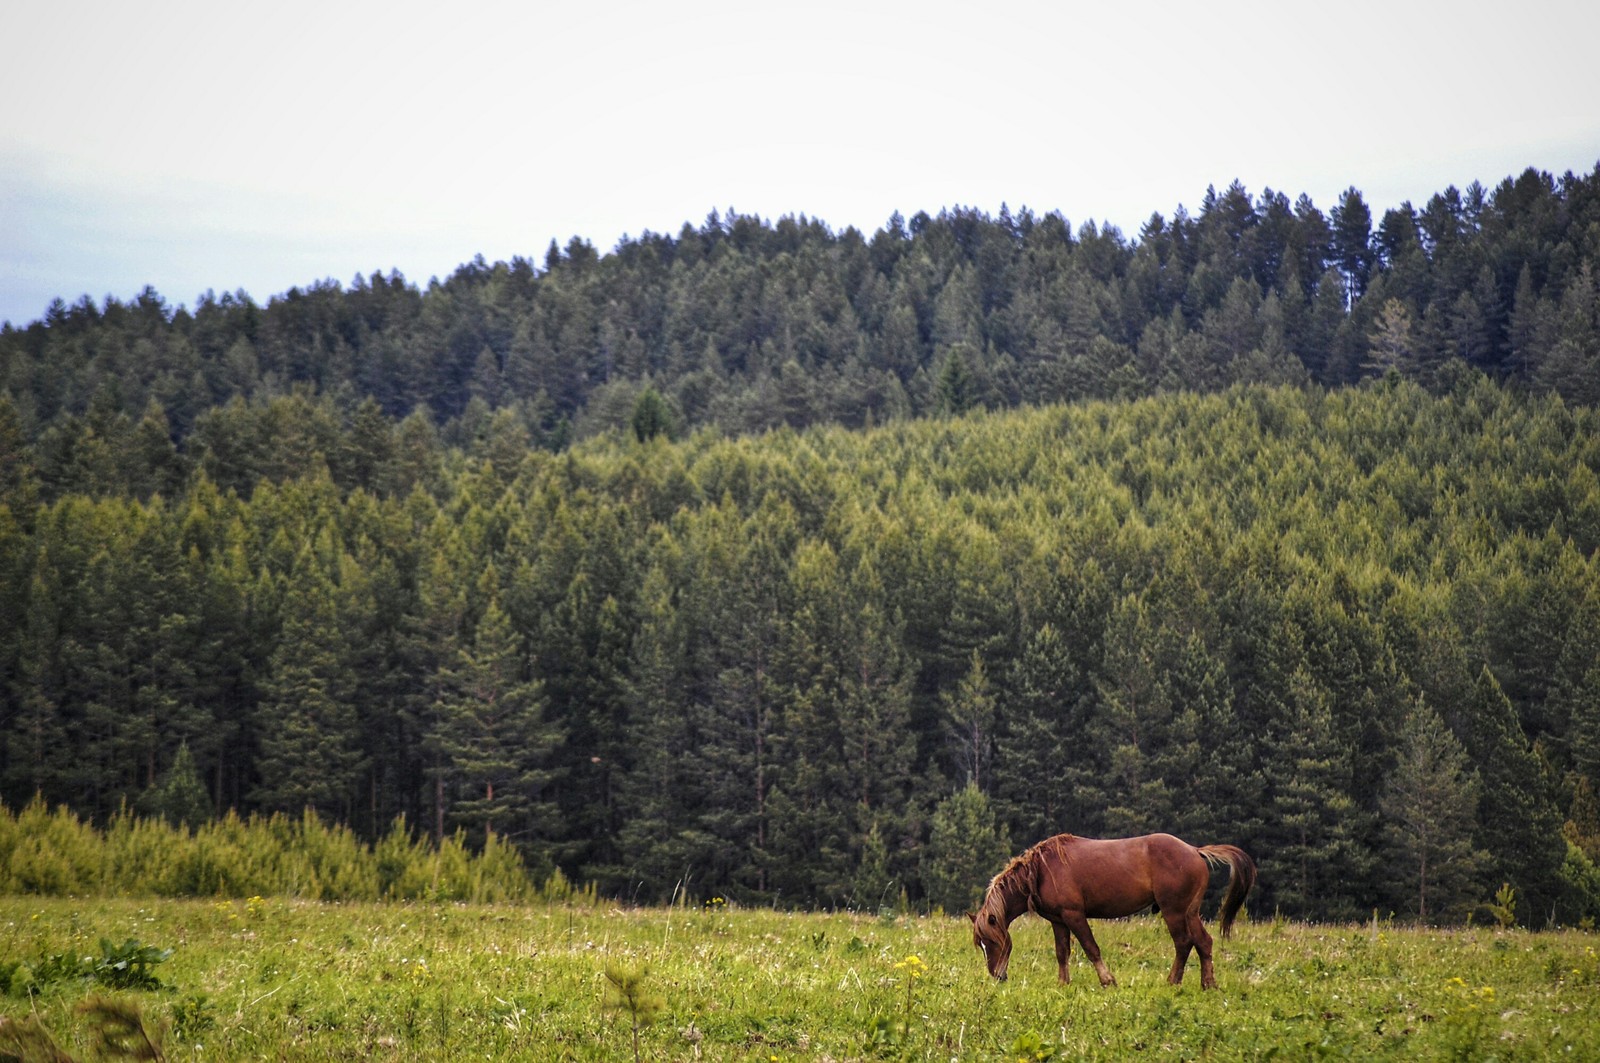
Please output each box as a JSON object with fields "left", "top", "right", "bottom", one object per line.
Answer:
{"left": 1191, "top": 912, "right": 1216, "bottom": 989}
{"left": 1162, "top": 907, "right": 1194, "bottom": 985}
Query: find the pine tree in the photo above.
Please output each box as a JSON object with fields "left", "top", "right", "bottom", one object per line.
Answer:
{"left": 340, "top": 396, "right": 395, "bottom": 493}
{"left": 1380, "top": 700, "right": 1486, "bottom": 922}
{"left": 935, "top": 346, "right": 976, "bottom": 415}
{"left": 995, "top": 623, "right": 1089, "bottom": 844}
{"left": 431, "top": 596, "right": 562, "bottom": 848}
{"left": 128, "top": 400, "right": 183, "bottom": 499}
{"left": 851, "top": 820, "right": 894, "bottom": 911}
{"left": 1535, "top": 262, "right": 1600, "bottom": 405}
{"left": 1364, "top": 299, "right": 1415, "bottom": 379}
{"left": 1507, "top": 264, "right": 1542, "bottom": 377}
{"left": 1265, "top": 666, "right": 1370, "bottom": 918}
{"left": 251, "top": 551, "right": 365, "bottom": 820}
{"left": 1561, "top": 658, "right": 1600, "bottom": 802}
{"left": 1088, "top": 593, "right": 1188, "bottom": 836}
{"left": 686, "top": 497, "right": 793, "bottom": 899}
{"left": 1305, "top": 266, "right": 1351, "bottom": 382}
{"left": 1456, "top": 666, "right": 1567, "bottom": 924}
{"left": 1331, "top": 187, "right": 1376, "bottom": 306}
{"left": 0, "top": 395, "right": 40, "bottom": 518}
{"left": 630, "top": 386, "right": 676, "bottom": 443}
{"left": 613, "top": 559, "right": 711, "bottom": 899}
{"left": 767, "top": 542, "right": 916, "bottom": 905}
{"left": 5, "top": 567, "right": 69, "bottom": 804}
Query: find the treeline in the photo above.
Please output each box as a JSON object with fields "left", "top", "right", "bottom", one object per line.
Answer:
{"left": 3, "top": 166, "right": 1600, "bottom": 472}
{"left": 2, "top": 378, "right": 1599, "bottom": 924}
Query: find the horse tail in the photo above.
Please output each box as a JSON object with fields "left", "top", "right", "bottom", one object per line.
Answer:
{"left": 1197, "top": 844, "right": 1257, "bottom": 939}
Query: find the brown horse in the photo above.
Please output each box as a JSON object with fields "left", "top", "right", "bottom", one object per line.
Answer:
{"left": 968, "top": 832, "right": 1255, "bottom": 989}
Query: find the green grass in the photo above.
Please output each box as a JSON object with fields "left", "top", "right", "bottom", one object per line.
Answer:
{"left": 2, "top": 896, "right": 1597, "bottom": 1060}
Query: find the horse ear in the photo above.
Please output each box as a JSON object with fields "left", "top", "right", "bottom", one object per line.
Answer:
{"left": 965, "top": 910, "right": 976, "bottom": 923}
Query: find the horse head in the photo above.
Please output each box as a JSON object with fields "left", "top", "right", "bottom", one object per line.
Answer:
{"left": 968, "top": 902, "right": 1013, "bottom": 980}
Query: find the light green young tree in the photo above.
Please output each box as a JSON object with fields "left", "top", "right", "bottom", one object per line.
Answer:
{"left": 137, "top": 741, "right": 212, "bottom": 828}
{"left": 922, "top": 782, "right": 1010, "bottom": 914}
{"left": 942, "top": 651, "right": 997, "bottom": 792}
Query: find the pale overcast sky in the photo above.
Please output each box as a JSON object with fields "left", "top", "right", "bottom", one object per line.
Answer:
{"left": 3, "top": 0, "right": 1598, "bottom": 328}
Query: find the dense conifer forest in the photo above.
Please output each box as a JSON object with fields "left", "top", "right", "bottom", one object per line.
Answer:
{"left": 2, "top": 165, "right": 1599, "bottom": 924}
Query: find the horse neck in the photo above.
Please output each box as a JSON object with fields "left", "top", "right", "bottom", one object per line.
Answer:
{"left": 987, "top": 866, "right": 1034, "bottom": 926}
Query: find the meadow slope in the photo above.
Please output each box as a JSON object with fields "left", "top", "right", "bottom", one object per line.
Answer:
{"left": 3, "top": 896, "right": 1597, "bottom": 1060}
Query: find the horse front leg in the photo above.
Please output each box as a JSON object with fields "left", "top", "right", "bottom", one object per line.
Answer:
{"left": 1050, "top": 920, "right": 1073, "bottom": 984}
{"left": 1063, "top": 913, "right": 1116, "bottom": 987}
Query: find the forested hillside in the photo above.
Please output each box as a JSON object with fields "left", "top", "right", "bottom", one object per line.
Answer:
{"left": 2, "top": 374, "right": 1598, "bottom": 924}
{"left": 3, "top": 164, "right": 1600, "bottom": 924}
{"left": 3, "top": 165, "right": 1600, "bottom": 472}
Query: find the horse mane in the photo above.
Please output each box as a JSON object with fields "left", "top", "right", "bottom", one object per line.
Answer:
{"left": 983, "top": 833, "right": 1076, "bottom": 910}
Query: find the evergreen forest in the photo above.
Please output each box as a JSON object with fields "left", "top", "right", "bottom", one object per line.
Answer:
{"left": 2, "top": 164, "right": 1600, "bottom": 925}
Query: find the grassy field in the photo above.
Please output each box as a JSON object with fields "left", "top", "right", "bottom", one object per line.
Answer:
{"left": 2, "top": 895, "right": 1597, "bottom": 1061}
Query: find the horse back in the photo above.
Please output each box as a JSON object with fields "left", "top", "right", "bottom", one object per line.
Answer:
{"left": 1034, "top": 833, "right": 1207, "bottom": 919}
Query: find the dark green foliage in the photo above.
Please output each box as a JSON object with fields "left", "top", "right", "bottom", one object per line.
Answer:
{"left": 935, "top": 347, "right": 977, "bottom": 415}
{"left": 7, "top": 939, "right": 170, "bottom": 997}
{"left": 6, "top": 166, "right": 1600, "bottom": 464}
{"left": 249, "top": 548, "right": 365, "bottom": 820}
{"left": 1261, "top": 665, "right": 1372, "bottom": 920}
{"left": 629, "top": 386, "right": 676, "bottom": 443}
{"left": 1454, "top": 667, "right": 1569, "bottom": 922}
{"left": 168, "top": 994, "right": 213, "bottom": 1043}
{"left": 2, "top": 355, "right": 1599, "bottom": 919}
{"left": 941, "top": 651, "right": 996, "bottom": 789}
{"left": 1331, "top": 187, "right": 1377, "bottom": 304}
{"left": 87, "top": 940, "right": 172, "bottom": 992}
{"left": 428, "top": 596, "right": 562, "bottom": 847}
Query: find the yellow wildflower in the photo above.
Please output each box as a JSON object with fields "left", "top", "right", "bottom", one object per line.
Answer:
{"left": 894, "top": 954, "right": 927, "bottom": 978}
